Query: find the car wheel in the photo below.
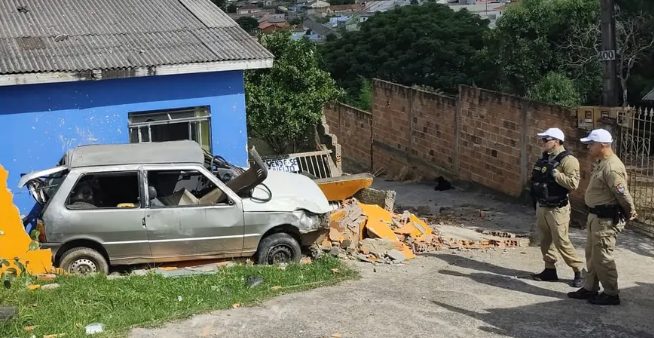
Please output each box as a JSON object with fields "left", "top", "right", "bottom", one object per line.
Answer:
{"left": 60, "top": 247, "right": 109, "bottom": 275}
{"left": 255, "top": 233, "right": 301, "bottom": 265}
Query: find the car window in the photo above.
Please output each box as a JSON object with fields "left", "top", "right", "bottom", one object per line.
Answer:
{"left": 147, "top": 170, "right": 228, "bottom": 207}
{"left": 66, "top": 172, "right": 140, "bottom": 210}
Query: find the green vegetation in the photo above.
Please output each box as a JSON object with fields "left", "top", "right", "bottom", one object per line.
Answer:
{"left": 0, "top": 257, "right": 356, "bottom": 338}
{"left": 246, "top": 31, "right": 342, "bottom": 154}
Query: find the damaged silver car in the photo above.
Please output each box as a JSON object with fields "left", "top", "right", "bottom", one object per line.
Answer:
{"left": 19, "top": 141, "right": 331, "bottom": 274}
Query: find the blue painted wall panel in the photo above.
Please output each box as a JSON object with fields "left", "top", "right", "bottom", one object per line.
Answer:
{"left": 0, "top": 71, "right": 248, "bottom": 215}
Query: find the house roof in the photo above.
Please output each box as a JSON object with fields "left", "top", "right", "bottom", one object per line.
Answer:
{"left": 363, "top": 0, "right": 396, "bottom": 12}
{"left": 258, "top": 22, "right": 289, "bottom": 30}
{"left": 0, "top": 0, "right": 274, "bottom": 86}
{"left": 303, "top": 18, "right": 334, "bottom": 37}
{"left": 309, "top": 1, "right": 331, "bottom": 8}
{"left": 329, "top": 4, "right": 362, "bottom": 12}
{"left": 258, "top": 14, "right": 288, "bottom": 23}
{"left": 644, "top": 87, "right": 654, "bottom": 102}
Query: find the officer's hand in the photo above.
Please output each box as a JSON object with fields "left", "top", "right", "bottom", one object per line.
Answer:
{"left": 629, "top": 211, "right": 638, "bottom": 221}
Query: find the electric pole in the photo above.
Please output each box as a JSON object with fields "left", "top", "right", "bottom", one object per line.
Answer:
{"left": 600, "top": 0, "right": 619, "bottom": 106}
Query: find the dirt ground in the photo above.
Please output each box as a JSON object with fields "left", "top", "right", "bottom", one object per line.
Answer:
{"left": 130, "top": 180, "right": 654, "bottom": 338}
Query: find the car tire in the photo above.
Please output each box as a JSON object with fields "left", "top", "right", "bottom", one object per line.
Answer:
{"left": 59, "top": 247, "right": 109, "bottom": 275}
{"left": 255, "top": 233, "right": 301, "bottom": 265}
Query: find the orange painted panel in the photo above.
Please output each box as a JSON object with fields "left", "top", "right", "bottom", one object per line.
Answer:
{"left": 0, "top": 166, "right": 53, "bottom": 275}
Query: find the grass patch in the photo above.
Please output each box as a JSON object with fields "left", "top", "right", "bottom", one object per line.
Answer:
{"left": 0, "top": 257, "right": 357, "bottom": 338}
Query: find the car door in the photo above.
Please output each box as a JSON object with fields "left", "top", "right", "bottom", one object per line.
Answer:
{"left": 58, "top": 168, "right": 151, "bottom": 264}
{"left": 143, "top": 166, "right": 245, "bottom": 260}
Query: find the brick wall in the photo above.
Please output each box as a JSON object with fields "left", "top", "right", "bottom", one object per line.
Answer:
{"left": 323, "top": 79, "right": 597, "bottom": 223}
{"left": 458, "top": 86, "right": 527, "bottom": 196}
{"left": 322, "top": 102, "right": 373, "bottom": 171}
{"left": 371, "top": 80, "right": 458, "bottom": 179}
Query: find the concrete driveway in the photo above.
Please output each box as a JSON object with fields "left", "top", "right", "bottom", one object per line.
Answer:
{"left": 130, "top": 181, "right": 654, "bottom": 338}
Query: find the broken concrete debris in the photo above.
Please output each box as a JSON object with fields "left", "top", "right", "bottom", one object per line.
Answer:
{"left": 319, "top": 199, "right": 528, "bottom": 264}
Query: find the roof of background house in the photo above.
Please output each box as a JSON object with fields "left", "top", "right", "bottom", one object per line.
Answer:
{"left": 303, "top": 18, "right": 334, "bottom": 36}
{"left": 258, "top": 14, "right": 288, "bottom": 23}
{"left": 259, "top": 22, "right": 289, "bottom": 29}
{"left": 329, "top": 4, "right": 362, "bottom": 12}
{"left": 309, "top": 1, "right": 331, "bottom": 8}
{"left": 0, "top": 0, "right": 274, "bottom": 86}
{"left": 363, "top": 0, "right": 398, "bottom": 13}
{"left": 644, "top": 88, "right": 654, "bottom": 101}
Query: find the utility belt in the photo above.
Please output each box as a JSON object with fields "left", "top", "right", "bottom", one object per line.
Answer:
{"left": 588, "top": 204, "right": 625, "bottom": 223}
{"left": 538, "top": 199, "right": 569, "bottom": 208}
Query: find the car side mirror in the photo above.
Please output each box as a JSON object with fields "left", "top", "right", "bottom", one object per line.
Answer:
{"left": 148, "top": 186, "right": 158, "bottom": 200}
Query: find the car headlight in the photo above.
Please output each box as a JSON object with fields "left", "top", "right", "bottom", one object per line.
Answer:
{"left": 297, "top": 212, "right": 326, "bottom": 229}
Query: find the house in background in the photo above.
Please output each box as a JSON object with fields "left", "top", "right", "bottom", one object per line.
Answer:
{"left": 298, "top": 18, "right": 336, "bottom": 43}
{"left": 329, "top": 15, "right": 351, "bottom": 28}
{"left": 259, "top": 21, "right": 290, "bottom": 33}
{"left": 344, "top": 12, "right": 375, "bottom": 31}
{"left": 327, "top": 4, "right": 362, "bottom": 15}
{"left": 258, "top": 13, "right": 290, "bottom": 33}
{"left": 237, "top": 4, "right": 264, "bottom": 15}
{"left": 307, "top": 0, "right": 331, "bottom": 16}
{"left": 0, "top": 0, "right": 273, "bottom": 215}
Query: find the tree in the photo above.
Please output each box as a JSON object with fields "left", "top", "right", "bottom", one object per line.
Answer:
{"left": 246, "top": 32, "right": 343, "bottom": 154}
{"left": 236, "top": 16, "right": 259, "bottom": 35}
{"left": 210, "top": 0, "right": 226, "bottom": 10}
{"left": 556, "top": 1, "right": 654, "bottom": 106}
{"left": 226, "top": 4, "right": 237, "bottom": 13}
{"left": 528, "top": 72, "right": 582, "bottom": 107}
{"left": 321, "top": 4, "right": 492, "bottom": 97}
{"left": 614, "top": 8, "right": 654, "bottom": 107}
{"left": 488, "top": 0, "right": 601, "bottom": 104}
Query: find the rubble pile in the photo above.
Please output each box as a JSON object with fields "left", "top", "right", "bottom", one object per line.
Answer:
{"left": 319, "top": 199, "right": 529, "bottom": 264}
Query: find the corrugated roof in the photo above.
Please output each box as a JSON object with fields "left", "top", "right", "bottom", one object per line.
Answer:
{"left": 363, "top": 0, "right": 396, "bottom": 13}
{"left": 0, "top": 0, "right": 273, "bottom": 76}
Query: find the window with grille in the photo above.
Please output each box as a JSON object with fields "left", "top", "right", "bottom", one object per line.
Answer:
{"left": 128, "top": 106, "right": 212, "bottom": 152}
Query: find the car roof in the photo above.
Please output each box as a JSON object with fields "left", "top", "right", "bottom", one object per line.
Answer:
{"left": 64, "top": 140, "right": 206, "bottom": 168}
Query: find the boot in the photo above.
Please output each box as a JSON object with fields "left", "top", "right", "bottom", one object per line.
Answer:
{"left": 588, "top": 292, "right": 620, "bottom": 305}
{"left": 570, "top": 270, "right": 583, "bottom": 287}
{"left": 532, "top": 268, "right": 558, "bottom": 282}
{"left": 567, "top": 287, "right": 597, "bottom": 299}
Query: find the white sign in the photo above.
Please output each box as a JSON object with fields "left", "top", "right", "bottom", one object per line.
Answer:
{"left": 264, "top": 157, "right": 301, "bottom": 173}
{"left": 599, "top": 50, "right": 616, "bottom": 61}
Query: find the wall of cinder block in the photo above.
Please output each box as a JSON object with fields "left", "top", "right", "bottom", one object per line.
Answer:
{"left": 323, "top": 79, "right": 595, "bottom": 222}
{"left": 323, "top": 102, "right": 373, "bottom": 171}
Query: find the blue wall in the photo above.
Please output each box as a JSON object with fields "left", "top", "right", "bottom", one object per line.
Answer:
{"left": 0, "top": 71, "right": 248, "bottom": 215}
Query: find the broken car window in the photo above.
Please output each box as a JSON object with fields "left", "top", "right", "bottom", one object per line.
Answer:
{"left": 66, "top": 172, "right": 140, "bottom": 209}
{"left": 147, "top": 170, "right": 228, "bottom": 207}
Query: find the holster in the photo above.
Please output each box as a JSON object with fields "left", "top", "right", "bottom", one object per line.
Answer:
{"left": 588, "top": 204, "right": 625, "bottom": 224}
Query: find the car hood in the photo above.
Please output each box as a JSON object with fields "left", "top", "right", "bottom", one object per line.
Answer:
{"left": 242, "top": 171, "right": 331, "bottom": 214}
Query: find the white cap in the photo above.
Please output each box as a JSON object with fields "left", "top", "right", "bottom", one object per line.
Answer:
{"left": 537, "top": 128, "right": 565, "bottom": 142}
{"left": 580, "top": 128, "right": 613, "bottom": 144}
